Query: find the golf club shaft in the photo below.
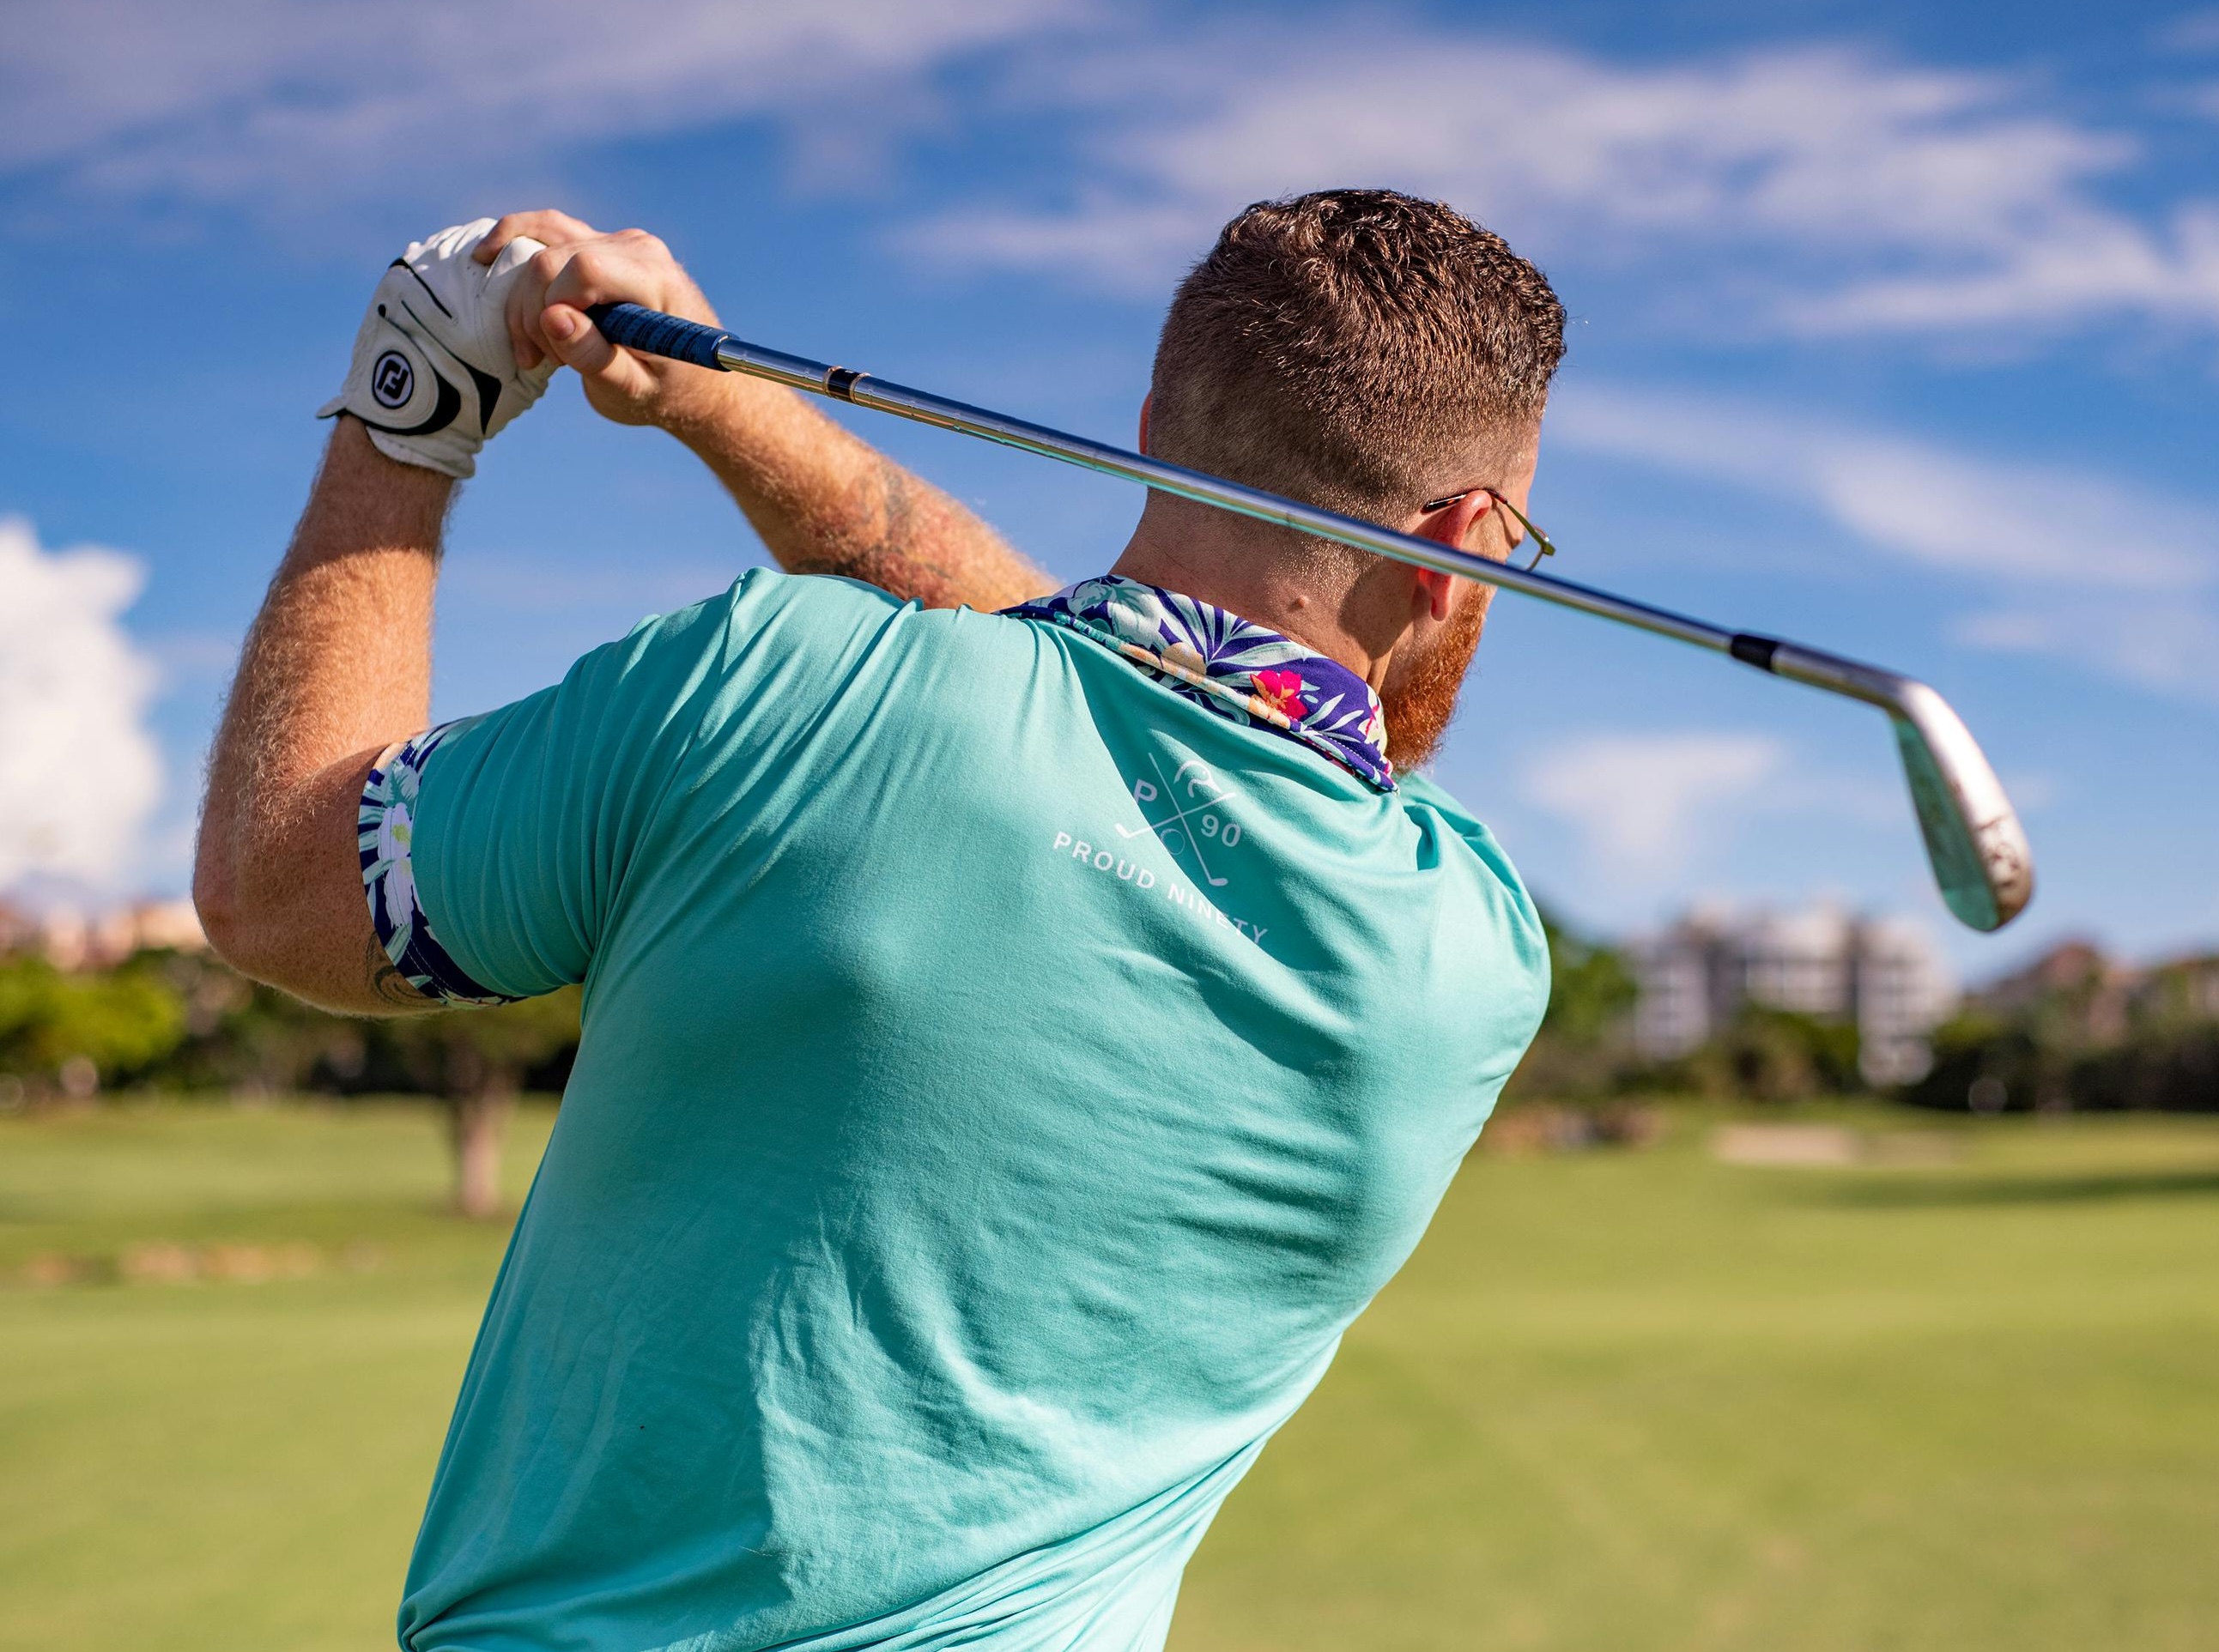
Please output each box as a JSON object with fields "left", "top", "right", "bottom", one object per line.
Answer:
{"left": 587, "top": 304, "right": 1906, "bottom": 711}
{"left": 585, "top": 300, "right": 2034, "bottom": 932}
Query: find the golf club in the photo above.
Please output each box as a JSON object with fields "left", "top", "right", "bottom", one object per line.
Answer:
{"left": 585, "top": 301, "right": 2035, "bottom": 933}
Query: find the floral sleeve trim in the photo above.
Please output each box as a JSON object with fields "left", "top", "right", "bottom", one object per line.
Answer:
{"left": 358, "top": 722, "right": 517, "bottom": 1008}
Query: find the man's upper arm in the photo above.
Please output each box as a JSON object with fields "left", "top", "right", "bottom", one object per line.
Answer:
{"left": 360, "top": 570, "right": 896, "bottom": 1012}
{"left": 199, "top": 744, "right": 447, "bottom": 1017}
{"left": 364, "top": 602, "right": 726, "bottom": 1008}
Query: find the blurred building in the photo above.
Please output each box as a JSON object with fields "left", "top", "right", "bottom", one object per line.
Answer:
{"left": 1977, "top": 940, "right": 2219, "bottom": 1034}
{"left": 1631, "top": 904, "right": 1957, "bottom": 1085}
{"left": 2158, "top": 956, "right": 2219, "bottom": 1020}
{"left": 0, "top": 899, "right": 207, "bottom": 970}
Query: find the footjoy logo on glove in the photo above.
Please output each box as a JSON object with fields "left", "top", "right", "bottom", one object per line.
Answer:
{"left": 371, "top": 350, "right": 415, "bottom": 408}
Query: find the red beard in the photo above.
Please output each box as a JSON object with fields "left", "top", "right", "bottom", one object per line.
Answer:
{"left": 1380, "top": 587, "right": 1489, "bottom": 772}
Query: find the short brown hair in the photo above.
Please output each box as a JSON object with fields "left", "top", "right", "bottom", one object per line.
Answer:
{"left": 1149, "top": 189, "right": 1564, "bottom": 527}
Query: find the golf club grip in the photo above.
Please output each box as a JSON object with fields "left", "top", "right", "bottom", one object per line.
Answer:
{"left": 585, "top": 302, "right": 732, "bottom": 370}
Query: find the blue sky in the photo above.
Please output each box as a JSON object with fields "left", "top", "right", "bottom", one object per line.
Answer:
{"left": 3, "top": 0, "right": 2216, "bottom": 977}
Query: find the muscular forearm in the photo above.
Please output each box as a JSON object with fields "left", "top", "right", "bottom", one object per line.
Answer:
{"left": 662, "top": 375, "right": 1055, "bottom": 613}
{"left": 476, "top": 211, "right": 1054, "bottom": 611}
{"left": 195, "top": 417, "right": 448, "bottom": 1012}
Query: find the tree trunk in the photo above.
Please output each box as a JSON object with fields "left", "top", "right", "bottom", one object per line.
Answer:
{"left": 449, "top": 1088, "right": 514, "bottom": 1219}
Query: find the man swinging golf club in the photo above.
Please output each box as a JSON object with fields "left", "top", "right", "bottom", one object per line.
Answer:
{"left": 196, "top": 189, "right": 1562, "bottom": 1651}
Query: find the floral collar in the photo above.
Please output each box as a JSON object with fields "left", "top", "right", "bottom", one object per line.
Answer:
{"left": 1003, "top": 575, "right": 1393, "bottom": 790}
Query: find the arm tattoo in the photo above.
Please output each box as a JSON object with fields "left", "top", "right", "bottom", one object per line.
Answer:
{"left": 791, "top": 455, "right": 967, "bottom": 606}
{"left": 876, "top": 459, "right": 917, "bottom": 554}
{"left": 784, "top": 450, "right": 1050, "bottom": 609}
{"left": 365, "top": 936, "right": 438, "bottom": 1009}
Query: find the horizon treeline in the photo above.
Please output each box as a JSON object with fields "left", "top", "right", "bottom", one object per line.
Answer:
{"left": 3, "top": 925, "right": 2214, "bottom": 1118}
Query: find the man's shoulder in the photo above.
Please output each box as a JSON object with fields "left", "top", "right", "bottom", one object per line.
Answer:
{"left": 629, "top": 570, "right": 1052, "bottom": 753}
{"left": 1387, "top": 769, "right": 1482, "bottom": 846}
{"left": 1393, "top": 770, "right": 1549, "bottom": 977}
{"left": 711, "top": 567, "right": 1039, "bottom": 657}
{"left": 592, "top": 569, "right": 1024, "bottom": 693}
{"left": 717, "top": 566, "right": 905, "bottom": 636}
{"left": 1395, "top": 769, "right": 1486, "bottom": 837}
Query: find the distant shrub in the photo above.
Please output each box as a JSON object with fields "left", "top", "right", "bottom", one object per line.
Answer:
{"left": 1644, "top": 1007, "right": 1863, "bottom": 1104}
{"left": 0, "top": 953, "right": 188, "bottom": 1095}
{"left": 1906, "top": 1008, "right": 2219, "bottom": 1114}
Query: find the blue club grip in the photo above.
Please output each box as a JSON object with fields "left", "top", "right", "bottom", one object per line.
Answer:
{"left": 585, "top": 302, "right": 732, "bottom": 370}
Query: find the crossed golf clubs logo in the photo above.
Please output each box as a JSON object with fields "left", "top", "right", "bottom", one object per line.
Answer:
{"left": 1118, "top": 754, "right": 1243, "bottom": 888}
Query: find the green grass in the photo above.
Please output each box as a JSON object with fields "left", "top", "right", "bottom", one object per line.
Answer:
{"left": 3, "top": 1103, "right": 2217, "bottom": 1650}
{"left": 0, "top": 1101, "right": 555, "bottom": 1652}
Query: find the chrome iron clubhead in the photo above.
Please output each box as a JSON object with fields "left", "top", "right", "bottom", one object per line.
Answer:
{"left": 1895, "top": 703, "right": 2034, "bottom": 932}
{"left": 1758, "top": 642, "right": 2034, "bottom": 931}
{"left": 585, "top": 302, "right": 2036, "bottom": 932}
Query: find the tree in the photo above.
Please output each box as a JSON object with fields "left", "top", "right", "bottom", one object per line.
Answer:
{"left": 1, "top": 943, "right": 585, "bottom": 1213}
{"left": 0, "top": 953, "right": 187, "bottom": 1098}
{"left": 1507, "top": 909, "right": 1639, "bottom": 1099}
{"left": 1909, "top": 973, "right": 2219, "bottom": 1115}
{"left": 137, "top": 948, "right": 369, "bottom": 1095}
{"left": 1542, "top": 911, "right": 1640, "bottom": 1045}
{"left": 369, "top": 990, "right": 581, "bottom": 1217}
{"left": 1676, "top": 1006, "right": 1862, "bottom": 1102}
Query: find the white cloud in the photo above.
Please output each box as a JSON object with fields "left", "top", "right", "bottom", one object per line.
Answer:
{"left": 1783, "top": 203, "right": 2219, "bottom": 336}
{"left": 1548, "top": 382, "right": 2219, "bottom": 699}
{"left": 902, "top": 28, "right": 2219, "bottom": 341}
{"left": 11, "top": 8, "right": 2216, "bottom": 342}
{"left": 1519, "top": 731, "right": 1787, "bottom": 880}
{"left": 1951, "top": 598, "right": 2219, "bottom": 697}
{"left": 0, "top": 518, "right": 164, "bottom": 893}
{"left": 0, "top": 0, "right": 1084, "bottom": 203}
{"left": 2160, "top": 9, "right": 2219, "bottom": 51}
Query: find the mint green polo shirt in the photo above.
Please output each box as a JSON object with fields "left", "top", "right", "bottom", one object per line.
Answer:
{"left": 388, "top": 569, "right": 1547, "bottom": 1652}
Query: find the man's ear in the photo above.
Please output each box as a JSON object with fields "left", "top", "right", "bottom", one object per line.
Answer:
{"left": 1408, "top": 490, "right": 1494, "bottom": 621}
{"left": 1137, "top": 392, "right": 1152, "bottom": 455}
{"left": 1411, "top": 566, "right": 1457, "bottom": 623}
{"left": 1413, "top": 487, "right": 1496, "bottom": 553}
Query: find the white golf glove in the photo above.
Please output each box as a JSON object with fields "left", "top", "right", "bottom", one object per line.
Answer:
{"left": 319, "top": 218, "right": 556, "bottom": 479}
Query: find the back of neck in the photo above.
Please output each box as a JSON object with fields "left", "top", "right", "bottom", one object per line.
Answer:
{"left": 1109, "top": 505, "right": 1379, "bottom": 682}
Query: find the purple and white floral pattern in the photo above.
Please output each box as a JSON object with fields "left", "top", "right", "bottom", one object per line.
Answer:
{"left": 1003, "top": 575, "right": 1393, "bottom": 790}
{"left": 358, "top": 720, "right": 515, "bottom": 1007}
